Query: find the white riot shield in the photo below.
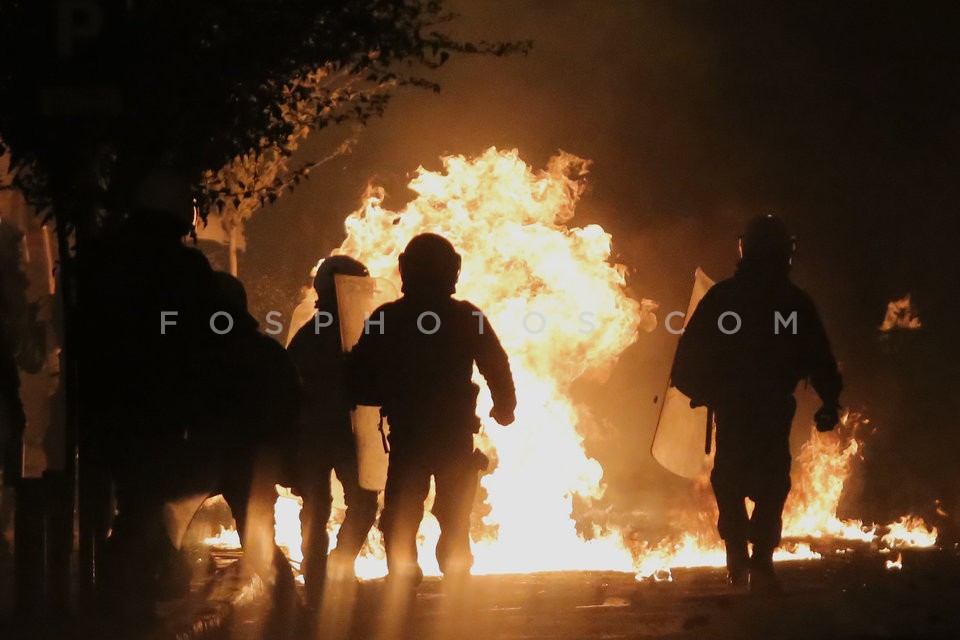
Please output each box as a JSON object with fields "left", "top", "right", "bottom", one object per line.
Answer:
{"left": 335, "top": 274, "right": 399, "bottom": 491}
{"left": 163, "top": 493, "right": 212, "bottom": 550}
{"left": 651, "top": 268, "right": 717, "bottom": 479}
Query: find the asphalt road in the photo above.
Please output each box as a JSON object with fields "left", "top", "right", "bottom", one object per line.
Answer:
{"left": 3, "top": 547, "right": 958, "bottom": 639}
{"left": 228, "top": 547, "right": 960, "bottom": 640}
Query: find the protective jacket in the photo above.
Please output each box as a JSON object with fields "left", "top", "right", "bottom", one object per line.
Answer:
{"left": 0, "top": 322, "right": 24, "bottom": 485}
{"left": 347, "top": 292, "right": 516, "bottom": 440}
{"left": 672, "top": 262, "right": 841, "bottom": 413}
{"left": 287, "top": 303, "right": 354, "bottom": 456}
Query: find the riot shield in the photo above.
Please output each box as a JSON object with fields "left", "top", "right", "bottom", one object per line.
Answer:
{"left": 651, "top": 268, "right": 717, "bottom": 479}
{"left": 163, "top": 493, "right": 211, "bottom": 549}
{"left": 334, "top": 274, "right": 399, "bottom": 491}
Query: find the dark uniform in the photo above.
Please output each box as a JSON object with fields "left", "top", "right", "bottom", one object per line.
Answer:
{"left": 0, "top": 322, "right": 25, "bottom": 562}
{"left": 81, "top": 172, "right": 230, "bottom": 614}
{"left": 1, "top": 220, "right": 38, "bottom": 562}
{"left": 346, "top": 234, "right": 516, "bottom": 584}
{"left": 287, "top": 256, "right": 378, "bottom": 604}
{"left": 672, "top": 215, "right": 842, "bottom": 590}
{"left": 207, "top": 272, "right": 301, "bottom": 612}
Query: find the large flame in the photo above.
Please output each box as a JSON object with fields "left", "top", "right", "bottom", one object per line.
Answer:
{"left": 207, "top": 148, "right": 938, "bottom": 580}
{"left": 331, "top": 147, "right": 648, "bottom": 577}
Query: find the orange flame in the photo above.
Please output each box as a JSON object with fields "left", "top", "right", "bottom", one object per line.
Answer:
{"left": 885, "top": 553, "right": 904, "bottom": 570}
{"left": 332, "top": 148, "right": 648, "bottom": 577}
{"left": 881, "top": 516, "right": 938, "bottom": 549}
{"left": 880, "top": 295, "right": 921, "bottom": 331}
{"left": 782, "top": 412, "right": 878, "bottom": 543}
{"left": 204, "top": 148, "right": 937, "bottom": 581}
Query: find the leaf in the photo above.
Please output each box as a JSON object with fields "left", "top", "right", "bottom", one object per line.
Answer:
{"left": 0, "top": 0, "right": 530, "bottom": 230}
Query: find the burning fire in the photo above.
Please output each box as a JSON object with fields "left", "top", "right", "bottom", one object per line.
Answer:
{"left": 781, "top": 413, "right": 938, "bottom": 551}
{"left": 205, "top": 148, "right": 938, "bottom": 581}
{"left": 331, "top": 147, "right": 648, "bottom": 577}
{"left": 881, "top": 516, "right": 938, "bottom": 549}
{"left": 782, "top": 412, "right": 878, "bottom": 543}
{"left": 880, "top": 294, "right": 921, "bottom": 332}
{"left": 205, "top": 525, "right": 241, "bottom": 549}
{"left": 885, "top": 553, "right": 904, "bottom": 571}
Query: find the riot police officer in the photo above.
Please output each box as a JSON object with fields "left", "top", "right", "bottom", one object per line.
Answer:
{"left": 346, "top": 234, "right": 516, "bottom": 586}
{"left": 672, "top": 214, "right": 842, "bottom": 592}
{"left": 287, "top": 256, "right": 379, "bottom": 605}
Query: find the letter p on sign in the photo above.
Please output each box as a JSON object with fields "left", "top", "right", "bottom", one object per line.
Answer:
{"left": 58, "top": 1, "right": 103, "bottom": 59}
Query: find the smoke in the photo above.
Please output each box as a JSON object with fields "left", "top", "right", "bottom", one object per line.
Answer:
{"left": 239, "top": 0, "right": 960, "bottom": 535}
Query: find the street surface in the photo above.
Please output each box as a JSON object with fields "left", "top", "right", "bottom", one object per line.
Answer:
{"left": 3, "top": 547, "right": 958, "bottom": 639}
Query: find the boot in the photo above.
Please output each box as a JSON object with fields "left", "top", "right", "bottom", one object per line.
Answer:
{"left": 749, "top": 549, "right": 781, "bottom": 595}
{"left": 385, "top": 562, "right": 423, "bottom": 590}
{"left": 724, "top": 540, "right": 749, "bottom": 587}
{"left": 326, "top": 548, "right": 359, "bottom": 583}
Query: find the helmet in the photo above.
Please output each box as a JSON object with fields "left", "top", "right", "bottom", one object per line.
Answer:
{"left": 212, "top": 271, "right": 257, "bottom": 331}
{"left": 399, "top": 233, "right": 461, "bottom": 295}
{"left": 313, "top": 255, "right": 369, "bottom": 301}
{"left": 739, "top": 214, "right": 795, "bottom": 265}
{"left": 133, "top": 169, "right": 197, "bottom": 235}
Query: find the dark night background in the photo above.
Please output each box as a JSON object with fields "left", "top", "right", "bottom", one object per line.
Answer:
{"left": 236, "top": 1, "right": 960, "bottom": 531}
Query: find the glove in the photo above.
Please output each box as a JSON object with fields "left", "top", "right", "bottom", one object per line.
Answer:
{"left": 814, "top": 404, "right": 840, "bottom": 432}
{"left": 490, "top": 406, "right": 515, "bottom": 427}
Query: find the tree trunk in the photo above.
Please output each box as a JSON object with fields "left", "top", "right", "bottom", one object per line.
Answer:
{"left": 229, "top": 225, "right": 239, "bottom": 277}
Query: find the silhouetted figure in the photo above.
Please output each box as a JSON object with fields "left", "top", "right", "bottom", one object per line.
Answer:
{"left": 0, "top": 321, "right": 24, "bottom": 564}
{"left": 672, "top": 214, "right": 842, "bottom": 593}
{"left": 346, "top": 234, "right": 516, "bottom": 586}
{"left": 0, "top": 220, "right": 29, "bottom": 565}
{"left": 287, "top": 256, "right": 378, "bottom": 606}
{"left": 82, "top": 171, "right": 222, "bottom": 617}
{"left": 207, "top": 272, "right": 301, "bottom": 620}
